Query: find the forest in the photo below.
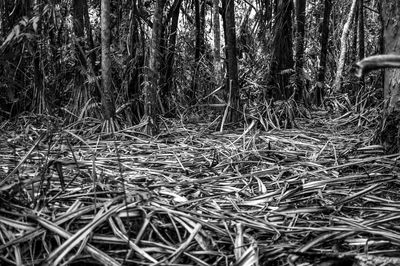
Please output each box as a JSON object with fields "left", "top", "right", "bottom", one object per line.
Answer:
{"left": 1, "top": 0, "right": 400, "bottom": 265}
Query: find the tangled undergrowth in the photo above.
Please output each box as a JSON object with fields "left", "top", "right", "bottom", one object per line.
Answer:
{"left": 1, "top": 108, "right": 400, "bottom": 266}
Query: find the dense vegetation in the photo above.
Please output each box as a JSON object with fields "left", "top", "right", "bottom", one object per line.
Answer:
{"left": 0, "top": 1, "right": 384, "bottom": 130}
{"left": 2, "top": 1, "right": 400, "bottom": 265}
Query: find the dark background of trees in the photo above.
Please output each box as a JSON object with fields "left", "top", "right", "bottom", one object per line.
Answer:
{"left": 0, "top": 0, "right": 389, "bottom": 132}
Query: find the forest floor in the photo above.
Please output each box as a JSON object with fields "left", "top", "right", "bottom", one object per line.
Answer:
{"left": 1, "top": 109, "right": 400, "bottom": 266}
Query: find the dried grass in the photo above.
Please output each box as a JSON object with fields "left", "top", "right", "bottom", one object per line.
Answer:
{"left": 1, "top": 110, "right": 400, "bottom": 266}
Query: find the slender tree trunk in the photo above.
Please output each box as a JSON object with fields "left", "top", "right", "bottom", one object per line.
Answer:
{"left": 315, "top": 0, "right": 332, "bottom": 106}
{"left": 213, "top": 0, "right": 222, "bottom": 86}
{"left": 334, "top": 0, "right": 357, "bottom": 92}
{"left": 128, "top": 1, "right": 141, "bottom": 100}
{"left": 145, "top": 0, "right": 166, "bottom": 133}
{"left": 222, "top": 0, "right": 240, "bottom": 122}
{"left": 32, "top": 0, "right": 46, "bottom": 113}
{"left": 47, "top": 4, "right": 63, "bottom": 112}
{"left": 358, "top": 0, "right": 364, "bottom": 60}
{"left": 71, "top": 0, "right": 90, "bottom": 117}
{"left": 266, "top": 0, "right": 294, "bottom": 100}
{"left": 294, "top": 0, "right": 306, "bottom": 102}
{"left": 127, "top": 1, "right": 145, "bottom": 123}
{"left": 0, "top": 0, "right": 3, "bottom": 36}
{"left": 101, "top": 0, "right": 115, "bottom": 123}
{"left": 381, "top": 0, "right": 400, "bottom": 110}
{"left": 73, "top": 0, "right": 86, "bottom": 69}
{"left": 377, "top": 1, "right": 385, "bottom": 95}
{"left": 83, "top": 0, "right": 96, "bottom": 71}
{"left": 352, "top": 2, "right": 358, "bottom": 62}
{"left": 191, "top": 0, "right": 205, "bottom": 102}
{"left": 162, "top": 0, "right": 182, "bottom": 112}
{"left": 356, "top": 0, "right": 365, "bottom": 94}
{"left": 83, "top": 0, "right": 102, "bottom": 101}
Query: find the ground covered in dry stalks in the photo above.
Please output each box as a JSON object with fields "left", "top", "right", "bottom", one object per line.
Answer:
{"left": 1, "top": 110, "right": 400, "bottom": 266}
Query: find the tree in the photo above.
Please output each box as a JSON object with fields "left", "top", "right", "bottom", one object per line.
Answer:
{"left": 161, "top": 0, "right": 182, "bottom": 113}
{"left": 380, "top": 0, "right": 400, "bottom": 109}
{"left": 83, "top": 0, "right": 97, "bottom": 75}
{"left": 358, "top": 0, "right": 365, "bottom": 61}
{"left": 101, "top": 0, "right": 116, "bottom": 128}
{"left": 222, "top": 0, "right": 240, "bottom": 122}
{"left": 266, "top": 0, "right": 294, "bottom": 100}
{"left": 72, "top": 0, "right": 86, "bottom": 95}
{"left": 145, "top": 0, "right": 166, "bottom": 134}
{"left": 0, "top": 0, "right": 3, "bottom": 37}
{"left": 212, "top": 0, "right": 222, "bottom": 86}
{"left": 127, "top": 1, "right": 145, "bottom": 123}
{"left": 190, "top": 0, "right": 206, "bottom": 101}
{"left": 32, "top": 0, "right": 46, "bottom": 113}
{"left": 294, "top": 0, "right": 306, "bottom": 102}
{"left": 334, "top": 0, "right": 357, "bottom": 92}
{"left": 315, "top": 0, "right": 332, "bottom": 106}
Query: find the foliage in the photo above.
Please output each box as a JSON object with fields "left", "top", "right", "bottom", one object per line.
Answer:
{"left": 0, "top": 0, "right": 386, "bottom": 125}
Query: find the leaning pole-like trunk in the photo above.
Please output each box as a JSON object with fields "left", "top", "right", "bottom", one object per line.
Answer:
{"left": 101, "top": 0, "right": 116, "bottom": 130}
{"left": 333, "top": 0, "right": 357, "bottom": 93}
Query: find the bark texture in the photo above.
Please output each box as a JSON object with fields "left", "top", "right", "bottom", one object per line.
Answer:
{"left": 294, "top": 0, "right": 306, "bottom": 102}
{"left": 315, "top": 0, "right": 332, "bottom": 105}
{"left": 267, "top": 0, "right": 294, "bottom": 100}
{"left": 101, "top": 0, "right": 115, "bottom": 121}
{"left": 334, "top": 0, "right": 357, "bottom": 92}
{"left": 381, "top": 0, "right": 400, "bottom": 110}
{"left": 213, "top": 0, "right": 222, "bottom": 85}
{"left": 223, "top": 0, "right": 240, "bottom": 122}
{"left": 145, "top": 0, "right": 166, "bottom": 133}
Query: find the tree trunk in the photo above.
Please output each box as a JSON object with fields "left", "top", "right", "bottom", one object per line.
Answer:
{"left": 266, "top": 0, "right": 294, "bottom": 100}
{"left": 212, "top": 0, "right": 222, "bottom": 86}
{"left": 352, "top": 2, "right": 358, "bottom": 62}
{"left": 127, "top": 1, "right": 145, "bottom": 123}
{"left": 334, "top": 0, "right": 357, "bottom": 93}
{"left": 294, "top": 0, "right": 306, "bottom": 102}
{"left": 73, "top": 0, "right": 86, "bottom": 68}
{"left": 190, "top": 0, "right": 205, "bottom": 102}
{"left": 358, "top": 0, "right": 365, "bottom": 60}
{"left": 0, "top": 0, "right": 3, "bottom": 36}
{"left": 315, "top": 0, "right": 332, "bottom": 106}
{"left": 101, "top": 0, "right": 115, "bottom": 124}
{"left": 32, "top": 0, "right": 46, "bottom": 113}
{"left": 71, "top": 0, "right": 90, "bottom": 117}
{"left": 161, "top": 0, "right": 182, "bottom": 113}
{"left": 222, "top": 0, "right": 240, "bottom": 122}
{"left": 377, "top": 1, "right": 385, "bottom": 94}
{"left": 381, "top": 0, "right": 400, "bottom": 110}
{"left": 145, "top": 0, "right": 166, "bottom": 134}
{"left": 83, "top": 0, "right": 96, "bottom": 72}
